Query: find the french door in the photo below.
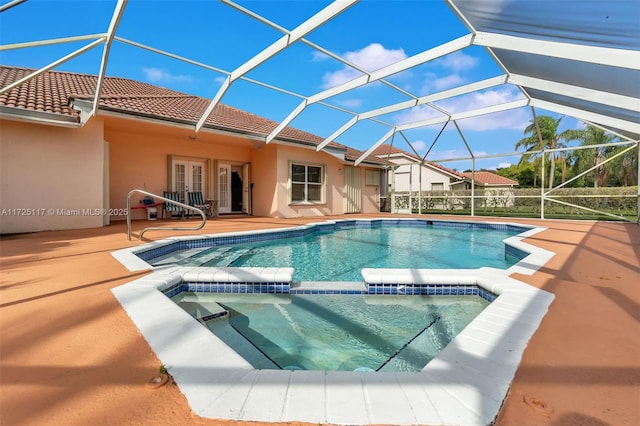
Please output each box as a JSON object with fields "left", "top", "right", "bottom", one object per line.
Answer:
{"left": 218, "top": 164, "right": 231, "bottom": 213}
{"left": 172, "top": 160, "right": 205, "bottom": 203}
{"left": 218, "top": 163, "right": 250, "bottom": 214}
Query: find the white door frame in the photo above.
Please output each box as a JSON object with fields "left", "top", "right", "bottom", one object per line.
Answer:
{"left": 218, "top": 163, "right": 231, "bottom": 214}
{"left": 172, "top": 159, "right": 206, "bottom": 203}
{"left": 344, "top": 165, "right": 361, "bottom": 213}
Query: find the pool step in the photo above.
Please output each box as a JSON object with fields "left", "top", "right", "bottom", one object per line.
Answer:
{"left": 151, "top": 246, "right": 253, "bottom": 267}
{"left": 189, "top": 247, "right": 254, "bottom": 267}
{"left": 177, "top": 300, "right": 227, "bottom": 321}
{"left": 150, "top": 247, "right": 211, "bottom": 266}
{"left": 186, "top": 247, "right": 235, "bottom": 266}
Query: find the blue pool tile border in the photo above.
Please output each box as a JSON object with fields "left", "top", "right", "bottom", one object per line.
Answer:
{"left": 111, "top": 220, "right": 556, "bottom": 426}
{"left": 135, "top": 218, "right": 533, "bottom": 263}
{"left": 505, "top": 243, "right": 530, "bottom": 260}
{"left": 164, "top": 282, "right": 497, "bottom": 302}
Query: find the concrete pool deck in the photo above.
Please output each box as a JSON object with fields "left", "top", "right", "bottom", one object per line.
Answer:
{"left": 1, "top": 215, "right": 639, "bottom": 425}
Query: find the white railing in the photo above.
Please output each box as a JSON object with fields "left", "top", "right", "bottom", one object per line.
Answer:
{"left": 126, "top": 189, "right": 206, "bottom": 240}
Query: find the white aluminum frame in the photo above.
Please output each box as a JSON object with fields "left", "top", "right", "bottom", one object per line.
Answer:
{"left": 1, "top": 0, "right": 638, "bottom": 222}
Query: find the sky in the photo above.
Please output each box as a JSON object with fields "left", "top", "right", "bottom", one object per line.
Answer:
{"left": 0, "top": 0, "right": 585, "bottom": 171}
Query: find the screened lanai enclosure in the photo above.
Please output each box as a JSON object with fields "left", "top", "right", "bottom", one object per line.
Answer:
{"left": 1, "top": 0, "right": 639, "bottom": 221}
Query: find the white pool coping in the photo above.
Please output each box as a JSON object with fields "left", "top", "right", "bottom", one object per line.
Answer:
{"left": 111, "top": 219, "right": 555, "bottom": 425}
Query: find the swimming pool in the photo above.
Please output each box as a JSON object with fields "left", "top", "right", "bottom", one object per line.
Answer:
{"left": 201, "top": 225, "right": 520, "bottom": 281}
{"left": 137, "top": 219, "right": 531, "bottom": 281}
{"left": 175, "top": 292, "right": 490, "bottom": 372}
{"left": 111, "top": 218, "right": 556, "bottom": 425}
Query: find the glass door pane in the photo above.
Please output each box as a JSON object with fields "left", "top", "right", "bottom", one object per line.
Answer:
{"left": 218, "top": 164, "right": 230, "bottom": 213}
{"left": 191, "top": 163, "right": 204, "bottom": 193}
{"left": 173, "top": 162, "right": 186, "bottom": 202}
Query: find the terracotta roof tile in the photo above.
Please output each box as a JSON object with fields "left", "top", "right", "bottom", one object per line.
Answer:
{"left": 460, "top": 171, "right": 518, "bottom": 186}
{"left": 0, "top": 65, "right": 351, "bottom": 150}
{"left": 369, "top": 144, "right": 463, "bottom": 177}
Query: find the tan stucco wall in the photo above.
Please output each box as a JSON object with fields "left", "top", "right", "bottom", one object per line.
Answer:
{"left": 1, "top": 113, "right": 382, "bottom": 232}
{"left": 270, "top": 144, "right": 345, "bottom": 218}
{"left": 104, "top": 116, "right": 253, "bottom": 220}
{"left": 250, "top": 144, "right": 382, "bottom": 217}
{"left": 249, "top": 143, "right": 279, "bottom": 217}
{"left": 0, "top": 119, "right": 105, "bottom": 234}
{"left": 360, "top": 168, "right": 381, "bottom": 214}
{"left": 392, "top": 162, "right": 455, "bottom": 191}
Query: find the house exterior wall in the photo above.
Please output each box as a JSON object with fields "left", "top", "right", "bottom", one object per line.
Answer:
{"left": 270, "top": 144, "right": 344, "bottom": 218}
{"left": 0, "top": 119, "right": 105, "bottom": 234}
{"left": 361, "top": 168, "right": 381, "bottom": 213}
{"left": 391, "top": 162, "right": 454, "bottom": 192}
{"left": 1, "top": 113, "right": 383, "bottom": 233}
{"left": 249, "top": 144, "right": 382, "bottom": 217}
{"left": 249, "top": 143, "right": 279, "bottom": 217}
{"left": 104, "top": 116, "right": 253, "bottom": 220}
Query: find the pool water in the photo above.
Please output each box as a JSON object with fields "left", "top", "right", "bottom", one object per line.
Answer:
{"left": 175, "top": 292, "right": 489, "bottom": 372}
{"left": 197, "top": 225, "right": 520, "bottom": 281}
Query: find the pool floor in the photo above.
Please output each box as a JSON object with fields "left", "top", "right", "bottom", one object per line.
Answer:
{"left": 175, "top": 293, "right": 489, "bottom": 372}
{"left": 110, "top": 218, "right": 556, "bottom": 424}
{"left": 112, "top": 267, "right": 554, "bottom": 425}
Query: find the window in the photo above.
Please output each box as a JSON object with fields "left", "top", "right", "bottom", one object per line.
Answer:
{"left": 170, "top": 157, "right": 206, "bottom": 203}
{"left": 431, "top": 182, "right": 445, "bottom": 191}
{"left": 291, "top": 163, "right": 324, "bottom": 203}
{"left": 365, "top": 169, "right": 380, "bottom": 186}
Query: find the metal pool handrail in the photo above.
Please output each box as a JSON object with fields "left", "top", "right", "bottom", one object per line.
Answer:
{"left": 126, "top": 189, "right": 206, "bottom": 241}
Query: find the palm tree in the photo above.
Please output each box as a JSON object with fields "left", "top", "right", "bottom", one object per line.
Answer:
{"left": 565, "top": 125, "right": 620, "bottom": 188}
{"left": 515, "top": 116, "right": 572, "bottom": 189}
{"left": 595, "top": 142, "right": 638, "bottom": 187}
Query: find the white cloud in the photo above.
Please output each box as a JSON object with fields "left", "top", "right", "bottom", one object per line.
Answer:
{"left": 418, "top": 51, "right": 480, "bottom": 95}
{"left": 575, "top": 120, "right": 588, "bottom": 129}
{"left": 321, "top": 68, "right": 362, "bottom": 89}
{"left": 344, "top": 43, "right": 407, "bottom": 71}
{"left": 433, "top": 51, "right": 480, "bottom": 72}
{"left": 408, "top": 140, "right": 426, "bottom": 152}
{"left": 448, "top": 90, "right": 530, "bottom": 131}
{"left": 143, "top": 67, "right": 192, "bottom": 84}
{"left": 422, "top": 72, "right": 465, "bottom": 92}
{"left": 312, "top": 51, "right": 330, "bottom": 62}
{"left": 335, "top": 98, "right": 363, "bottom": 108}
{"left": 392, "top": 87, "right": 530, "bottom": 131}
{"left": 392, "top": 104, "right": 446, "bottom": 126}
{"left": 497, "top": 162, "right": 512, "bottom": 169}
{"left": 320, "top": 43, "right": 408, "bottom": 89}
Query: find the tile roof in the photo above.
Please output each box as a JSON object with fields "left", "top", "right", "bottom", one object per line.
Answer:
{"left": 0, "top": 65, "right": 361, "bottom": 155}
{"left": 460, "top": 171, "right": 519, "bottom": 186}
{"left": 369, "top": 144, "right": 463, "bottom": 177}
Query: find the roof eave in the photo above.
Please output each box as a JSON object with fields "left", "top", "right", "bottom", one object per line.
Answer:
{"left": 80, "top": 101, "right": 347, "bottom": 152}
{"left": 0, "top": 106, "right": 82, "bottom": 128}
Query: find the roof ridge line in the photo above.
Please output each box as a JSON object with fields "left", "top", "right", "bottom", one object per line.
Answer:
{"left": 71, "top": 93, "right": 195, "bottom": 99}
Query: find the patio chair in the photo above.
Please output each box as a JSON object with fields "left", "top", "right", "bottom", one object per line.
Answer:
{"left": 187, "top": 191, "right": 211, "bottom": 218}
{"left": 162, "top": 191, "right": 184, "bottom": 219}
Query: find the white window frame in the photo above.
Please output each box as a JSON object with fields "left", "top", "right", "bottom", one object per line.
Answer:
{"left": 431, "top": 182, "right": 445, "bottom": 191}
{"left": 170, "top": 158, "right": 206, "bottom": 203}
{"left": 365, "top": 169, "right": 380, "bottom": 186}
{"left": 289, "top": 162, "right": 325, "bottom": 204}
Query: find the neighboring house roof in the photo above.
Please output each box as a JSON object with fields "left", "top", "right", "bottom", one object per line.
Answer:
{"left": 369, "top": 144, "right": 464, "bottom": 179}
{"left": 0, "top": 65, "right": 385, "bottom": 165}
{"left": 456, "top": 171, "right": 519, "bottom": 187}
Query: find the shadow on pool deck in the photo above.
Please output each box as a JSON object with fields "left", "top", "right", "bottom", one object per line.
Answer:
{"left": 1, "top": 215, "right": 638, "bottom": 425}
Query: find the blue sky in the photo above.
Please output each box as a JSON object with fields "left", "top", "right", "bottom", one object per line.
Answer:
{"left": 0, "top": 0, "right": 580, "bottom": 171}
